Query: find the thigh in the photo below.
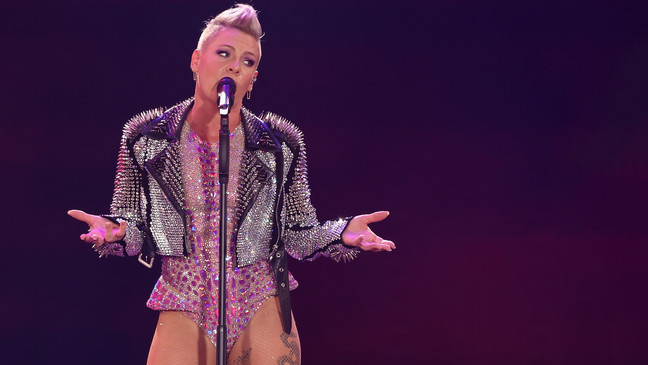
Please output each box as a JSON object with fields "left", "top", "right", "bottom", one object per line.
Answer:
{"left": 228, "top": 297, "right": 301, "bottom": 365}
{"left": 147, "top": 311, "right": 215, "bottom": 365}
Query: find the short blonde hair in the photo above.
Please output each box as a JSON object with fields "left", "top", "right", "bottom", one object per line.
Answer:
{"left": 197, "top": 4, "right": 263, "bottom": 50}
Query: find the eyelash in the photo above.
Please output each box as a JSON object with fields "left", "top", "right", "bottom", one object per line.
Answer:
{"left": 217, "top": 50, "right": 255, "bottom": 67}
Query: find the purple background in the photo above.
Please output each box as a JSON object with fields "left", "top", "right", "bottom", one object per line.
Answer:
{"left": 2, "top": 0, "right": 647, "bottom": 363}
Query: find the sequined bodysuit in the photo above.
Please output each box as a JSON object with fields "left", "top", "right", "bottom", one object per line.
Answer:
{"left": 147, "top": 122, "right": 296, "bottom": 352}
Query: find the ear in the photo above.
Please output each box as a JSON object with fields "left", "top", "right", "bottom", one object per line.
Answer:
{"left": 248, "top": 70, "right": 259, "bottom": 91}
{"left": 190, "top": 49, "right": 201, "bottom": 73}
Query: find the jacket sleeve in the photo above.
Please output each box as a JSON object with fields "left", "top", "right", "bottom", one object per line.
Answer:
{"left": 95, "top": 110, "right": 161, "bottom": 258}
{"left": 266, "top": 113, "right": 360, "bottom": 263}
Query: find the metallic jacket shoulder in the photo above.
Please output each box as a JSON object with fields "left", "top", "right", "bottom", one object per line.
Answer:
{"left": 121, "top": 97, "right": 193, "bottom": 142}
{"left": 260, "top": 111, "right": 304, "bottom": 149}
{"left": 122, "top": 107, "right": 165, "bottom": 141}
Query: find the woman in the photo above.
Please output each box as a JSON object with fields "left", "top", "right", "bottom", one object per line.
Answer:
{"left": 69, "top": 4, "right": 394, "bottom": 364}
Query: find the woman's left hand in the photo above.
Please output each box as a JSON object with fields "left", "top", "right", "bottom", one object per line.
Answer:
{"left": 342, "top": 211, "right": 396, "bottom": 252}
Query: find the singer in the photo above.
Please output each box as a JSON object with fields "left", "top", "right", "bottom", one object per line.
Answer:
{"left": 68, "top": 4, "right": 394, "bottom": 365}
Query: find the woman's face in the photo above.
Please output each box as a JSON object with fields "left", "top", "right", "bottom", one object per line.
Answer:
{"left": 191, "top": 27, "right": 261, "bottom": 110}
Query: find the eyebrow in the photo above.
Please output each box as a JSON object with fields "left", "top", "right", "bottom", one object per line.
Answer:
{"left": 216, "top": 44, "right": 259, "bottom": 58}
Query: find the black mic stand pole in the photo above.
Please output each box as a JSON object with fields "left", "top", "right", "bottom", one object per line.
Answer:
{"left": 217, "top": 89, "right": 231, "bottom": 365}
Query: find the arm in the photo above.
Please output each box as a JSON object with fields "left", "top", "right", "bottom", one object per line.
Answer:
{"left": 283, "top": 201, "right": 396, "bottom": 262}
{"left": 269, "top": 114, "right": 394, "bottom": 262}
{"left": 69, "top": 111, "right": 157, "bottom": 257}
{"left": 100, "top": 117, "right": 148, "bottom": 257}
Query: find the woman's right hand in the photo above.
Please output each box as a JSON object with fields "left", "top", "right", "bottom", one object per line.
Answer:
{"left": 68, "top": 209, "right": 127, "bottom": 246}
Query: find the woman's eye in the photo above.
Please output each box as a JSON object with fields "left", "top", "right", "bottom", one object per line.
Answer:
{"left": 217, "top": 50, "right": 229, "bottom": 57}
{"left": 243, "top": 59, "right": 256, "bottom": 67}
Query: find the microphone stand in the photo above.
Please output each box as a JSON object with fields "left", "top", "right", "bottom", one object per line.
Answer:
{"left": 217, "top": 85, "right": 233, "bottom": 365}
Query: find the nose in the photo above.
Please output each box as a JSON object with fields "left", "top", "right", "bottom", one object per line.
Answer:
{"left": 227, "top": 60, "right": 241, "bottom": 75}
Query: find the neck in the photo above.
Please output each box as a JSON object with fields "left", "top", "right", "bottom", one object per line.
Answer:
{"left": 188, "top": 98, "right": 242, "bottom": 143}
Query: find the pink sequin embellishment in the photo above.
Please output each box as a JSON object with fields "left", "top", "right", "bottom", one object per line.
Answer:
{"left": 147, "top": 122, "right": 297, "bottom": 353}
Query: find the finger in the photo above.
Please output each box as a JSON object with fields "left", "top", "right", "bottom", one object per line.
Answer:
{"left": 104, "top": 222, "right": 115, "bottom": 242}
{"left": 360, "top": 239, "right": 385, "bottom": 252}
{"left": 117, "top": 220, "right": 127, "bottom": 238}
{"left": 104, "top": 221, "right": 126, "bottom": 242}
{"left": 360, "top": 242, "right": 382, "bottom": 252}
{"left": 381, "top": 239, "right": 396, "bottom": 249}
{"left": 373, "top": 242, "right": 393, "bottom": 252}
{"left": 68, "top": 209, "right": 95, "bottom": 224}
{"left": 374, "top": 235, "right": 396, "bottom": 249}
{"left": 91, "top": 234, "right": 105, "bottom": 246}
{"left": 360, "top": 237, "right": 394, "bottom": 251}
{"left": 79, "top": 233, "right": 97, "bottom": 243}
{"left": 363, "top": 211, "right": 390, "bottom": 224}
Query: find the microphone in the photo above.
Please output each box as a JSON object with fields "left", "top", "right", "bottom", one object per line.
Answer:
{"left": 217, "top": 77, "right": 236, "bottom": 115}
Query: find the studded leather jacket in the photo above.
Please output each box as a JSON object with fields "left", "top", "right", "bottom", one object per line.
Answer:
{"left": 98, "top": 98, "right": 358, "bottom": 332}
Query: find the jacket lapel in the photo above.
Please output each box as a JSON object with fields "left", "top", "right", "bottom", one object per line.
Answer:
{"left": 142, "top": 99, "right": 193, "bottom": 218}
{"left": 139, "top": 102, "right": 281, "bottom": 243}
{"left": 233, "top": 109, "right": 283, "bottom": 230}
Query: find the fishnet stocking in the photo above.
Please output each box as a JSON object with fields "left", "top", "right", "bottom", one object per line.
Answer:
{"left": 147, "top": 311, "right": 215, "bottom": 365}
{"left": 229, "top": 297, "right": 301, "bottom": 365}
